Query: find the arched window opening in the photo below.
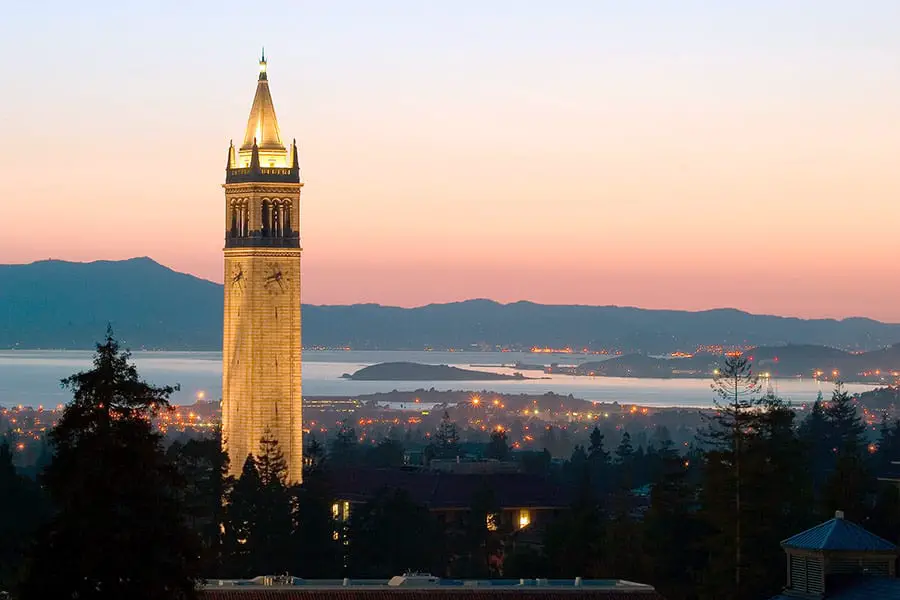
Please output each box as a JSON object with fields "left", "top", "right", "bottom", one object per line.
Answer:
{"left": 230, "top": 204, "right": 238, "bottom": 237}
{"left": 272, "top": 202, "right": 282, "bottom": 238}
{"left": 283, "top": 201, "right": 292, "bottom": 235}
{"left": 241, "top": 201, "right": 249, "bottom": 237}
{"left": 261, "top": 200, "right": 271, "bottom": 237}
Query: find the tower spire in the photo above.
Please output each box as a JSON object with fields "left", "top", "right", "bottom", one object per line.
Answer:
{"left": 241, "top": 52, "right": 282, "bottom": 152}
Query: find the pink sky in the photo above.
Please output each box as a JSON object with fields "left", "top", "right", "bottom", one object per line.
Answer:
{"left": 3, "top": 3, "right": 900, "bottom": 321}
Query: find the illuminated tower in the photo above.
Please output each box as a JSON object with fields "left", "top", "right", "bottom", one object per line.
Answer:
{"left": 222, "top": 51, "right": 303, "bottom": 483}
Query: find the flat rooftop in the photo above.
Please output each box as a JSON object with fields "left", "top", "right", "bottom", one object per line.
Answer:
{"left": 201, "top": 577, "right": 665, "bottom": 599}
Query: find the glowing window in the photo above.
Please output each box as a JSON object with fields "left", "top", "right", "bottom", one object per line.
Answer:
{"left": 486, "top": 513, "right": 498, "bottom": 531}
{"left": 332, "top": 503, "right": 339, "bottom": 518}
{"left": 518, "top": 509, "right": 531, "bottom": 529}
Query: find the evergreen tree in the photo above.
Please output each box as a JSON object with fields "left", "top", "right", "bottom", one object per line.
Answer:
{"left": 740, "top": 395, "right": 813, "bottom": 597}
{"left": 329, "top": 420, "right": 360, "bottom": 467}
{"left": 486, "top": 427, "right": 510, "bottom": 461}
{"left": 823, "top": 382, "right": 866, "bottom": 454}
{"left": 167, "top": 430, "right": 232, "bottom": 578}
{"left": 306, "top": 433, "right": 325, "bottom": 466}
{"left": 224, "top": 456, "right": 263, "bottom": 576}
{"left": 821, "top": 383, "right": 872, "bottom": 522}
{"left": 798, "top": 394, "right": 831, "bottom": 494}
{"left": 544, "top": 462, "right": 605, "bottom": 578}
{"left": 365, "top": 437, "right": 405, "bottom": 468}
{"left": 587, "top": 426, "right": 611, "bottom": 495}
{"left": 698, "top": 354, "right": 762, "bottom": 600}
{"left": 293, "top": 444, "right": 342, "bottom": 578}
{"left": 643, "top": 440, "right": 705, "bottom": 600}
{"left": 347, "top": 488, "right": 444, "bottom": 577}
{"left": 454, "top": 484, "right": 504, "bottom": 578}
{"left": 434, "top": 411, "right": 460, "bottom": 459}
{"left": 253, "top": 432, "right": 294, "bottom": 574}
{"left": 21, "top": 330, "right": 201, "bottom": 600}
{"left": 0, "top": 441, "right": 49, "bottom": 595}
{"left": 615, "top": 431, "right": 635, "bottom": 490}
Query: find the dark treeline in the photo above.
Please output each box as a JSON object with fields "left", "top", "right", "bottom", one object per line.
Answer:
{"left": 3, "top": 339, "right": 900, "bottom": 600}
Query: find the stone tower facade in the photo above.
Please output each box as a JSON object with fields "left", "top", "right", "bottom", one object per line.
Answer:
{"left": 222, "top": 52, "right": 303, "bottom": 484}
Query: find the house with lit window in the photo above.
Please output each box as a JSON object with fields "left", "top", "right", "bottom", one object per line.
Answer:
{"left": 769, "top": 510, "right": 900, "bottom": 599}
{"left": 328, "top": 468, "right": 570, "bottom": 537}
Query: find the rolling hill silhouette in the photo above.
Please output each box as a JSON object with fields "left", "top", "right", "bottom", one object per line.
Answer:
{"left": 2, "top": 258, "right": 899, "bottom": 352}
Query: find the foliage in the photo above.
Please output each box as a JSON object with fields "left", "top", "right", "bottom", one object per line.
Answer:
{"left": 346, "top": 488, "right": 444, "bottom": 577}
{"left": 486, "top": 428, "right": 510, "bottom": 461}
{"left": 0, "top": 442, "right": 49, "bottom": 595}
{"left": 167, "top": 431, "right": 232, "bottom": 577}
{"left": 20, "top": 329, "right": 201, "bottom": 600}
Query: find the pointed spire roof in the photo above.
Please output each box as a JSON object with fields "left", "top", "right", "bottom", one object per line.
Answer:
{"left": 240, "top": 50, "right": 284, "bottom": 152}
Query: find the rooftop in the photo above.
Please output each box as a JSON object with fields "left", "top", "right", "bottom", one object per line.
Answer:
{"left": 781, "top": 511, "right": 897, "bottom": 553}
{"left": 329, "top": 468, "right": 571, "bottom": 510}
{"left": 202, "top": 576, "right": 664, "bottom": 599}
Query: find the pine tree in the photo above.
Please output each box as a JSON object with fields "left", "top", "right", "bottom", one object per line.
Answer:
{"left": 486, "top": 427, "right": 510, "bottom": 461}
{"left": 434, "top": 411, "right": 461, "bottom": 459}
{"left": 254, "top": 432, "right": 295, "bottom": 574}
{"left": 293, "top": 442, "right": 342, "bottom": 577}
{"left": 347, "top": 489, "right": 444, "bottom": 577}
{"left": 167, "top": 430, "right": 232, "bottom": 578}
{"left": 699, "top": 354, "right": 762, "bottom": 600}
{"left": 798, "top": 394, "right": 831, "bottom": 494}
{"left": 643, "top": 440, "right": 705, "bottom": 600}
{"left": 305, "top": 434, "right": 325, "bottom": 468}
{"left": 821, "top": 383, "right": 872, "bottom": 522}
{"left": 615, "top": 431, "right": 635, "bottom": 490}
{"left": 224, "top": 456, "right": 262, "bottom": 576}
{"left": 21, "top": 329, "right": 201, "bottom": 600}
{"left": 587, "top": 426, "right": 611, "bottom": 495}
{"left": 329, "top": 420, "right": 360, "bottom": 467}
{"left": 0, "top": 441, "right": 49, "bottom": 595}
{"left": 823, "top": 382, "right": 866, "bottom": 454}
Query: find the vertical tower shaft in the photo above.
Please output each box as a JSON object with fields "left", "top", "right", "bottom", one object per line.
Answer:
{"left": 221, "top": 54, "right": 304, "bottom": 484}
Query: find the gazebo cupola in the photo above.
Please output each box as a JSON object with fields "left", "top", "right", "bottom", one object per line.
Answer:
{"left": 777, "top": 510, "right": 897, "bottom": 598}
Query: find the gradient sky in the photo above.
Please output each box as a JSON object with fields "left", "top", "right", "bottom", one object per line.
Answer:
{"left": 3, "top": 1, "right": 900, "bottom": 320}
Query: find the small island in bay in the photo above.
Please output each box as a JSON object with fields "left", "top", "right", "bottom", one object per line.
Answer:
{"left": 342, "top": 362, "right": 528, "bottom": 381}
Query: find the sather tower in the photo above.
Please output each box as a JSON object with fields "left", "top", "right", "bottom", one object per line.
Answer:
{"left": 222, "top": 52, "right": 303, "bottom": 483}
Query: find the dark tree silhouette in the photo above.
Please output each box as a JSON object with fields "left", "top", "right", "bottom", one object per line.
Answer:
{"left": 20, "top": 329, "right": 201, "bottom": 600}
{"left": 700, "top": 354, "right": 762, "bottom": 600}
{"left": 0, "top": 441, "right": 49, "bottom": 595}
{"left": 329, "top": 419, "right": 360, "bottom": 467}
{"left": 167, "top": 430, "right": 232, "bottom": 577}
{"left": 486, "top": 428, "right": 510, "bottom": 461}
{"left": 347, "top": 488, "right": 444, "bottom": 577}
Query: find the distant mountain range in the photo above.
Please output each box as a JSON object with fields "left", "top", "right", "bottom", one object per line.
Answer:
{"left": 2, "top": 257, "right": 899, "bottom": 352}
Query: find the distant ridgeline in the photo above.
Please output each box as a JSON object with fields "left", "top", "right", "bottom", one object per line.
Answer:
{"left": 2, "top": 257, "right": 900, "bottom": 353}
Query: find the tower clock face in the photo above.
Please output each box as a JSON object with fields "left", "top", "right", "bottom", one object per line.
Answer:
{"left": 230, "top": 262, "right": 245, "bottom": 291}
{"left": 263, "top": 262, "right": 290, "bottom": 294}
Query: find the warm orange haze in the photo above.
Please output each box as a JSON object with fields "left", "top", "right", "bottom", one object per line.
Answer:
{"left": 3, "top": 2, "right": 900, "bottom": 320}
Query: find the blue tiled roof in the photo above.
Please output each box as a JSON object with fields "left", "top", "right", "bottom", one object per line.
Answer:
{"left": 781, "top": 515, "right": 897, "bottom": 552}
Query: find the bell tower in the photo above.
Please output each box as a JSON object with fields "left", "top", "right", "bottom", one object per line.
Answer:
{"left": 222, "top": 51, "right": 304, "bottom": 484}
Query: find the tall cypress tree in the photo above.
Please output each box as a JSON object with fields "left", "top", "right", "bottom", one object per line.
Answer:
{"left": 21, "top": 329, "right": 201, "bottom": 600}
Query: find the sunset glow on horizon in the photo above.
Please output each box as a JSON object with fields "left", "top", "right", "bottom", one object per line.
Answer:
{"left": 4, "top": 1, "right": 900, "bottom": 320}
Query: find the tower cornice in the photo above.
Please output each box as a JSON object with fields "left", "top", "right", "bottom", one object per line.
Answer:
{"left": 222, "top": 182, "right": 303, "bottom": 194}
